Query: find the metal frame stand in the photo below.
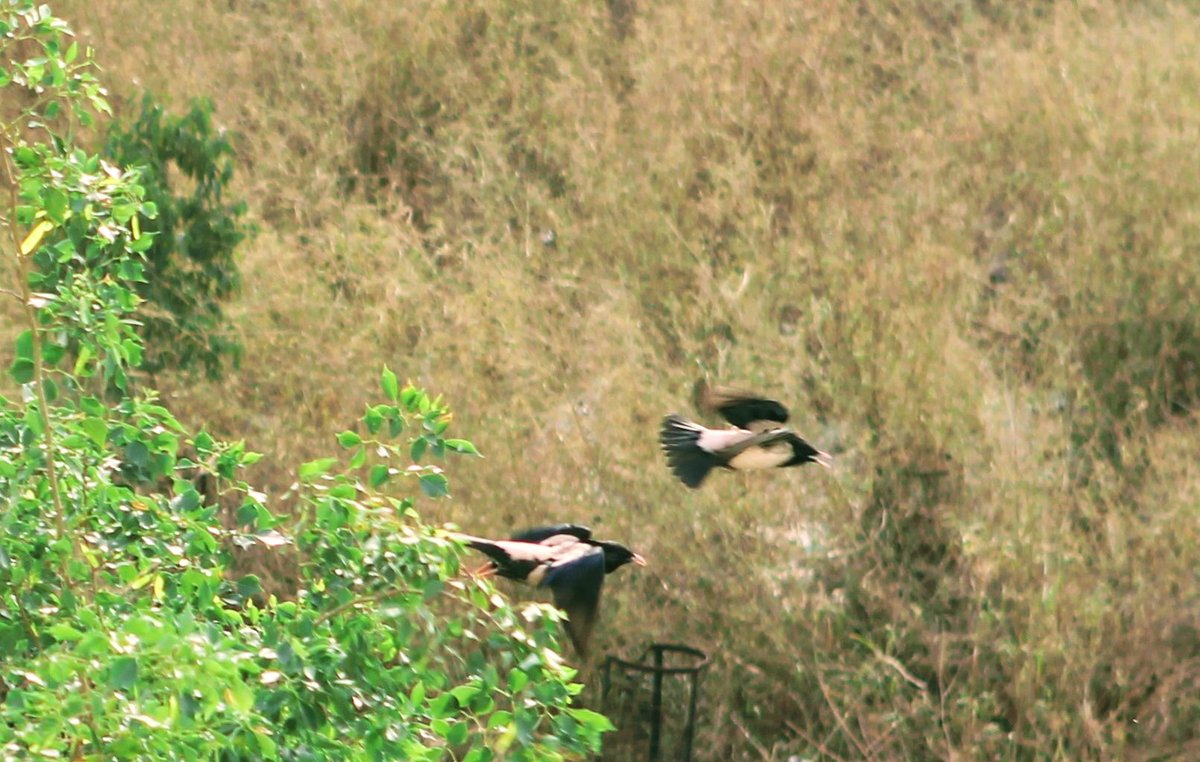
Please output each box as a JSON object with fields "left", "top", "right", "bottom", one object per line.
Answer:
{"left": 599, "top": 643, "right": 709, "bottom": 761}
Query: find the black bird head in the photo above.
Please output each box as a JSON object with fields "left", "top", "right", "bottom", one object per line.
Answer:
{"left": 595, "top": 540, "right": 647, "bottom": 573}
{"left": 783, "top": 431, "right": 833, "bottom": 468}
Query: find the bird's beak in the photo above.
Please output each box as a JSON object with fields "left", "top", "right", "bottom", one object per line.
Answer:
{"left": 632, "top": 553, "right": 648, "bottom": 567}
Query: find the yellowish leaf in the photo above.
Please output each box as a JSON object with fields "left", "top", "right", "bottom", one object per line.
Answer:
{"left": 20, "top": 220, "right": 53, "bottom": 255}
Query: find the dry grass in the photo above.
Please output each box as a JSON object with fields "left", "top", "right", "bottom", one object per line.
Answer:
{"left": 9, "top": 0, "right": 1200, "bottom": 757}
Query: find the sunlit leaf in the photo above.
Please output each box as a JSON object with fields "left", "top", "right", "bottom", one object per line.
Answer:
{"left": 381, "top": 365, "right": 399, "bottom": 401}
{"left": 20, "top": 220, "right": 54, "bottom": 254}
{"left": 299, "top": 457, "right": 337, "bottom": 481}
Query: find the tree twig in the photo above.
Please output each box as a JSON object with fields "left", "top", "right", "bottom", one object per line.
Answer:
{"left": 0, "top": 126, "right": 79, "bottom": 596}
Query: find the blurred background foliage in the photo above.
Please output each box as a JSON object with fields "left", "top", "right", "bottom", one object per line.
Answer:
{"left": 4, "top": 0, "right": 1200, "bottom": 758}
{"left": 103, "top": 95, "right": 249, "bottom": 380}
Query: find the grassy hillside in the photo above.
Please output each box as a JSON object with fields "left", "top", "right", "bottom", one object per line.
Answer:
{"left": 20, "top": 0, "right": 1200, "bottom": 757}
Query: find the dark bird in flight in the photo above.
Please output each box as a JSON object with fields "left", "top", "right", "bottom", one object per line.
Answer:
{"left": 660, "top": 382, "right": 831, "bottom": 489}
{"left": 457, "top": 525, "right": 645, "bottom": 655}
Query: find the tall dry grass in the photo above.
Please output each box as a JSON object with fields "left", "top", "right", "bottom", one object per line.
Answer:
{"left": 13, "top": 0, "right": 1200, "bottom": 757}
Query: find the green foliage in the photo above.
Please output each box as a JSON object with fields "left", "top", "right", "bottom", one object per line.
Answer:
{"left": 28, "top": 0, "right": 1200, "bottom": 758}
{"left": 103, "top": 94, "right": 248, "bottom": 378}
{"left": 0, "top": 4, "right": 609, "bottom": 758}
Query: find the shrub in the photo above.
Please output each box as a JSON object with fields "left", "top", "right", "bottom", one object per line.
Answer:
{"left": 103, "top": 94, "right": 248, "bottom": 379}
{"left": 0, "top": 4, "right": 609, "bottom": 758}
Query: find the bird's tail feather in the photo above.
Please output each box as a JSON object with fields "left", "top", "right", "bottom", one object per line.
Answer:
{"left": 660, "top": 414, "right": 719, "bottom": 489}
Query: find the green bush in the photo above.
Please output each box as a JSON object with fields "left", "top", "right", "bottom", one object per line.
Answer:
{"left": 0, "top": 4, "right": 609, "bottom": 758}
{"left": 103, "top": 95, "right": 248, "bottom": 379}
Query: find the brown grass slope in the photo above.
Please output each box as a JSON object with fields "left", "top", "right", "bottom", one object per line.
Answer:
{"left": 20, "top": 0, "right": 1200, "bottom": 758}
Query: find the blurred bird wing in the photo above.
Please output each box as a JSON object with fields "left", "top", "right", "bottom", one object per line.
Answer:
{"left": 542, "top": 545, "right": 607, "bottom": 655}
{"left": 510, "top": 524, "right": 593, "bottom": 543}
{"left": 695, "top": 381, "right": 791, "bottom": 430}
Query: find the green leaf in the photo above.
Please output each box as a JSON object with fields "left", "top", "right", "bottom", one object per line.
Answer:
{"left": 193, "top": 430, "right": 215, "bottom": 455}
{"left": 128, "top": 233, "right": 154, "bottom": 253}
{"left": 431, "top": 693, "right": 456, "bottom": 719}
{"left": 9, "top": 358, "right": 34, "bottom": 384}
{"left": 328, "top": 483, "right": 357, "bottom": 500}
{"left": 73, "top": 344, "right": 93, "bottom": 376}
{"left": 568, "top": 708, "right": 615, "bottom": 733}
{"left": 41, "top": 340, "right": 65, "bottom": 365}
{"left": 108, "top": 657, "right": 138, "bottom": 690}
{"left": 509, "top": 669, "right": 529, "bottom": 693}
{"left": 381, "top": 366, "right": 399, "bottom": 401}
{"left": 368, "top": 464, "right": 390, "bottom": 489}
{"left": 81, "top": 417, "right": 108, "bottom": 448}
{"left": 464, "top": 747, "right": 493, "bottom": 762}
{"left": 410, "top": 436, "right": 427, "bottom": 462}
{"left": 487, "top": 710, "right": 513, "bottom": 730}
{"left": 419, "top": 472, "right": 449, "bottom": 498}
{"left": 299, "top": 457, "right": 337, "bottom": 481}
{"left": 447, "top": 721, "right": 469, "bottom": 745}
{"left": 446, "top": 438, "right": 481, "bottom": 456}
{"left": 9, "top": 331, "right": 35, "bottom": 384}
{"left": 48, "top": 623, "right": 84, "bottom": 641}
{"left": 450, "top": 683, "right": 480, "bottom": 705}
{"left": 43, "top": 187, "right": 68, "bottom": 224}
{"left": 336, "top": 430, "right": 361, "bottom": 447}
{"left": 364, "top": 406, "right": 383, "bottom": 435}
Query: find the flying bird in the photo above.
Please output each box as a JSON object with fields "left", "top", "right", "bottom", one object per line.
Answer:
{"left": 457, "top": 525, "right": 645, "bottom": 655}
{"left": 660, "top": 382, "right": 831, "bottom": 488}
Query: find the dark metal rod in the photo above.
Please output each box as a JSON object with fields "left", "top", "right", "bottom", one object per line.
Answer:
{"left": 682, "top": 671, "right": 702, "bottom": 761}
{"left": 649, "top": 645, "right": 665, "bottom": 760}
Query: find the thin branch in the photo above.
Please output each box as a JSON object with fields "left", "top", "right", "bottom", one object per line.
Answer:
{"left": 0, "top": 127, "right": 78, "bottom": 595}
{"left": 815, "top": 668, "right": 874, "bottom": 761}
{"left": 783, "top": 718, "right": 850, "bottom": 762}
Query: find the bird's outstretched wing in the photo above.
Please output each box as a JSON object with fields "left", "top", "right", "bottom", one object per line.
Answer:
{"left": 541, "top": 546, "right": 607, "bottom": 655}
{"left": 694, "top": 380, "right": 790, "bottom": 431}
{"left": 457, "top": 534, "right": 567, "bottom": 580}
{"left": 511, "top": 524, "right": 593, "bottom": 544}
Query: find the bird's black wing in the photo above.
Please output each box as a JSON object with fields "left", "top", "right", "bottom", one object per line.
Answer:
{"left": 695, "top": 381, "right": 790, "bottom": 430}
{"left": 541, "top": 546, "right": 607, "bottom": 656}
{"left": 511, "top": 524, "right": 593, "bottom": 544}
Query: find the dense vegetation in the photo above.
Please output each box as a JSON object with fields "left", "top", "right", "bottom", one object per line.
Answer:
{"left": 0, "top": 3, "right": 608, "bottom": 759}
{"left": 5, "top": 0, "right": 1200, "bottom": 758}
